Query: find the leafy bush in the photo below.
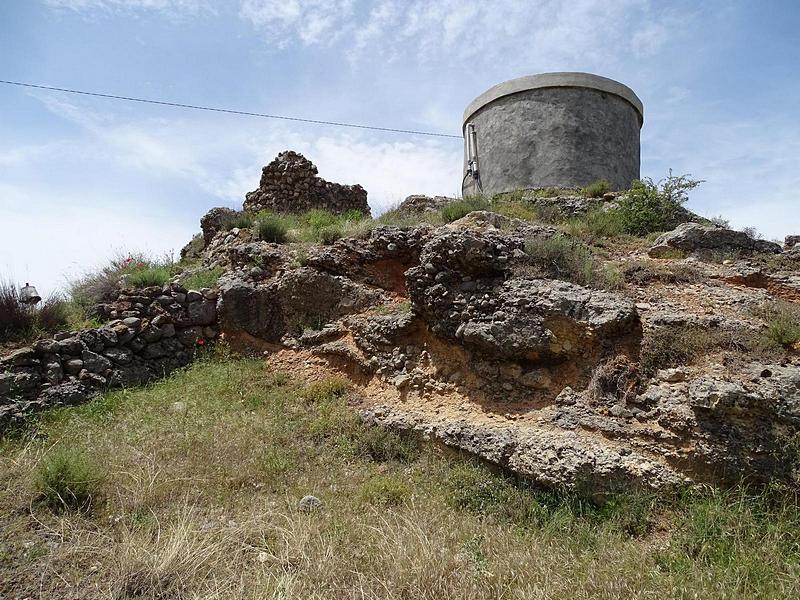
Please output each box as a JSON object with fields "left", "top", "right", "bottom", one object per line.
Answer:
{"left": 581, "top": 179, "right": 611, "bottom": 198}
{"left": 446, "top": 460, "right": 657, "bottom": 535}
{"left": 615, "top": 172, "right": 703, "bottom": 236}
{"left": 639, "top": 325, "right": 757, "bottom": 375}
{"left": 36, "top": 294, "right": 70, "bottom": 333}
{"left": 69, "top": 252, "right": 145, "bottom": 309}
{"left": 254, "top": 214, "right": 289, "bottom": 243}
{"left": 440, "top": 196, "right": 490, "bottom": 223}
{"left": 35, "top": 448, "right": 102, "bottom": 512}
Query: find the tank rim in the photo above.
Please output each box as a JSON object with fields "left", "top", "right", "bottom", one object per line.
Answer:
{"left": 462, "top": 71, "right": 644, "bottom": 131}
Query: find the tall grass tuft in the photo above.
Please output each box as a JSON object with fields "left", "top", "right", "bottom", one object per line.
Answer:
{"left": 254, "top": 213, "right": 289, "bottom": 243}
{"left": 35, "top": 447, "right": 102, "bottom": 512}
{"left": 440, "top": 196, "right": 491, "bottom": 223}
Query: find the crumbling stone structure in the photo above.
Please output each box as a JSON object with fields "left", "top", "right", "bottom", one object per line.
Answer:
{"left": 243, "top": 151, "right": 369, "bottom": 216}
{"left": 0, "top": 283, "right": 218, "bottom": 425}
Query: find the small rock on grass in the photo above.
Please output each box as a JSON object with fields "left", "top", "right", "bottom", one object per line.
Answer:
{"left": 298, "top": 495, "right": 322, "bottom": 513}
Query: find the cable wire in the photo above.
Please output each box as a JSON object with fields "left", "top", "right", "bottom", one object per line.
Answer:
{"left": 0, "top": 79, "right": 463, "bottom": 139}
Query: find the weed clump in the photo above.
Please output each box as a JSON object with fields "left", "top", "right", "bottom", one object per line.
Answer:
{"left": 359, "top": 474, "right": 411, "bottom": 506}
{"left": 522, "top": 235, "right": 624, "bottom": 290}
{"left": 581, "top": 179, "right": 611, "bottom": 198}
{"left": 352, "top": 426, "right": 420, "bottom": 463}
{"left": 440, "top": 196, "right": 490, "bottom": 223}
{"left": 35, "top": 448, "right": 102, "bottom": 512}
{"left": 301, "top": 377, "right": 351, "bottom": 403}
{"left": 756, "top": 301, "right": 800, "bottom": 348}
{"left": 181, "top": 267, "right": 223, "bottom": 290}
{"left": 254, "top": 213, "right": 289, "bottom": 243}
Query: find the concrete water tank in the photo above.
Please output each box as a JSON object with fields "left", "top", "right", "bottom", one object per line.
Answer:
{"left": 462, "top": 72, "right": 643, "bottom": 196}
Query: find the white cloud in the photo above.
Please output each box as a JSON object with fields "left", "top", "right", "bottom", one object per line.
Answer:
{"left": 239, "top": 0, "right": 355, "bottom": 46}
{"left": 44, "top": 0, "right": 215, "bottom": 16}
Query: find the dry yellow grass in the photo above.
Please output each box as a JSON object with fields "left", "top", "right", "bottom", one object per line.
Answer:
{"left": 1, "top": 353, "right": 798, "bottom": 598}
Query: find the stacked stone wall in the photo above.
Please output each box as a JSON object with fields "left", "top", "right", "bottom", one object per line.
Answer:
{"left": 0, "top": 283, "right": 218, "bottom": 425}
{"left": 243, "top": 151, "right": 369, "bottom": 215}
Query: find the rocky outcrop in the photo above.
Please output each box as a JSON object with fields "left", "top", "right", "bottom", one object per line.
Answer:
{"left": 200, "top": 206, "right": 238, "bottom": 245}
{"left": 1, "top": 284, "right": 218, "bottom": 425}
{"left": 649, "top": 222, "right": 782, "bottom": 258}
{"left": 217, "top": 268, "right": 385, "bottom": 346}
{"left": 243, "top": 151, "right": 369, "bottom": 216}
{"left": 395, "top": 194, "right": 454, "bottom": 216}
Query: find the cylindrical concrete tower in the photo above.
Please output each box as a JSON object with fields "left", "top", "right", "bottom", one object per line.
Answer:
{"left": 462, "top": 72, "right": 643, "bottom": 196}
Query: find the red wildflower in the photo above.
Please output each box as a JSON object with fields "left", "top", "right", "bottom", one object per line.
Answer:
{"left": 197, "top": 339, "right": 205, "bottom": 346}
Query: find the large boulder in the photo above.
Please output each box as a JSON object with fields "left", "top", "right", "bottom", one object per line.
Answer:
{"left": 649, "top": 222, "right": 782, "bottom": 258}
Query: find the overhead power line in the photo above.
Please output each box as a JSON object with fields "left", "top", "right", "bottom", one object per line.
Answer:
{"left": 0, "top": 79, "right": 463, "bottom": 140}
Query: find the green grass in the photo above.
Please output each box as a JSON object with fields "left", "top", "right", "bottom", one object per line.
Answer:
{"left": 581, "top": 179, "right": 611, "bottom": 198}
{"left": 126, "top": 263, "right": 174, "bottom": 288}
{"left": 254, "top": 213, "right": 290, "bottom": 243}
{"left": 181, "top": 267, "right": 224, "bottom": 290}
{"left": 2, "top": 355, "right": 799, "bottom": 598}
{"left": 440, "top": 196, "right": 491, "bottom": 223}
{"left": 756, "top": 301, "right": 800, "bottom": 347}
{"left": 522, "top": 234, "right": 625, "bottom": 290}
{"left": 563, "top": 208, "right": 625, "bottom": 240}
{"left": 34, "top": 447, "right": 102, "bottom": 512}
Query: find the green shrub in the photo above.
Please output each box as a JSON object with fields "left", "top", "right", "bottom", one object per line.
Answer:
{"left": 182, "top": 267, "right": 223, "bottom": 290}
{"left": 301, "top": 377, "right": 351, "bottom": 403}
{"left": 35, "top": 448, "right": 102, "bottom": 512}
{"left": 318, "top": 224, "right": 343, "bottom": 245}
{"left": 126, "top": 264, "right": 173, "bottom": 288}
{"left": 255, "top": 214, "right": 288, "bottom": 243}
{"left": 440, "top": 196, "right": 490, "bottom": 223}
{"left": 359, "top": 474, "right": 411, "bottom": 506}
{"left": 352, "top": 426, "right": 420, "bottom": 463}
{"left": 525, "top": 235, "right": 595, "bottom": 285}
{"left": 581, "top": 179, "right": 611, "bottom": 198}
{"left": 639, "top": 325, "right": 756, "bottom": 375}
{"left": 615, "top": 172, "right": 703, "bottom": 236}
{"left": 446, "top": 461, "right": 657, "bottom": 535}
{"left": 757, "top": 301, "right": 800, "bottom": 348}
{"left": 564, "top": 208, "right": 625, "bottom": 239}
{"left": 221, "top": 212, "right": 255, "bottom": 230}
{"left": 68, "top": 252, "right": 148, "bottom": 309}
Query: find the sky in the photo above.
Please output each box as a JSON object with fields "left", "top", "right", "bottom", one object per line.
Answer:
{"left": 1, "top": 0, "right": 799, "bottom": 295}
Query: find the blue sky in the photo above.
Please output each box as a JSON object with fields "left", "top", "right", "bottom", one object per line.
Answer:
{"left": 1, "top": 0, "right": 799, "bottom": 295}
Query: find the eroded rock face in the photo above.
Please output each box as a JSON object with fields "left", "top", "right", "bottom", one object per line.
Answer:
{"left": 217, "top": 268, "right": 385, "bottom": 345}
{"left": 407, "top": 228, "right": 639, "bottom": 361}
{"left": 243, "top": 151, "right": 369, "bottom": 216}
{"left": 649, "top": 222, "right": 782, "bottom": 258}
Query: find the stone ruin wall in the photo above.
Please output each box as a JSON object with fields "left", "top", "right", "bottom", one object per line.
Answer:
{"left": 0, "top": 283, "right": 219, "bottom": 425}
{"left": 243, "top": 151, "right": 369, "bottom": 216}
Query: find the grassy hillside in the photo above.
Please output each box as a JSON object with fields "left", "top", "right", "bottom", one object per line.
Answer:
{"left": 1, "top": 351, "right": 799, "bottom": 598}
